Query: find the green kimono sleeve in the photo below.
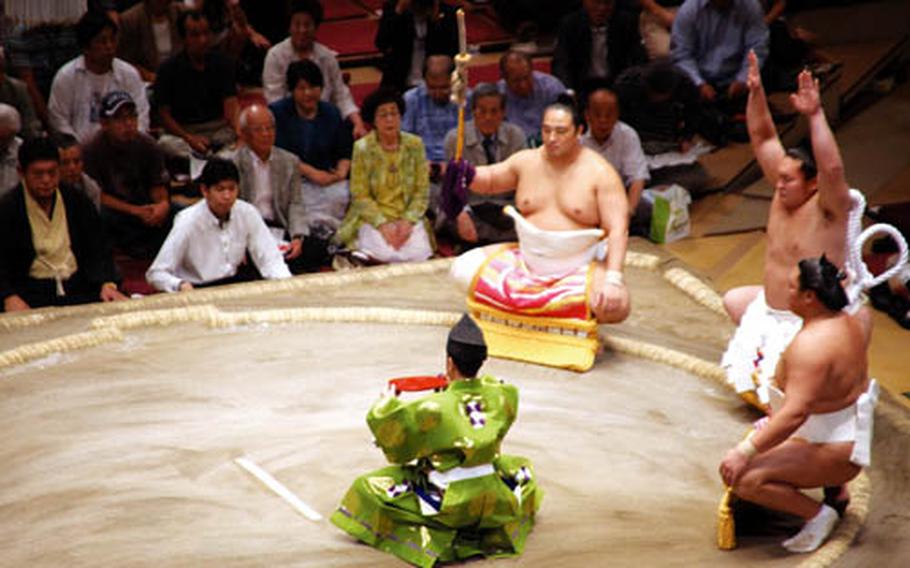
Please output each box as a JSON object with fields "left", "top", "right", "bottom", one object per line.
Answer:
{"left": 367, "top": 393, "right": 443, "bottom": 464}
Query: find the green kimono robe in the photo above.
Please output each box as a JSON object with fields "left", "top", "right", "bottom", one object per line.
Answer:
{"left": 331, "top": 375, "right": 541, "bottom": 567}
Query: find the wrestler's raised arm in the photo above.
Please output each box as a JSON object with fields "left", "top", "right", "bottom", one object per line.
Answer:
{"left": 469, "top": 150, "right": 524, "bottom": 195}
{"left": 792, "top": 70, "right": 852, "bottom": 216}
{"left": 746, "top": 50, "right": 786, "bottom": 186}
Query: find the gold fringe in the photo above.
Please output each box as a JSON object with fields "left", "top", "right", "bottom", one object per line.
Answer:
{"left": 717, "top": 487, "right": 736, "bottom": 550}
{"left": 662, "top": 267, "right": 726, "bottom": 316}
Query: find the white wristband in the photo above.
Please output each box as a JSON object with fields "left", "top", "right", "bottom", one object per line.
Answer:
{"left": 604, "top": 270, "right": 624, "bottom": 287}
{"left": 736, "top": 438, "right": 758, "bottom": 459}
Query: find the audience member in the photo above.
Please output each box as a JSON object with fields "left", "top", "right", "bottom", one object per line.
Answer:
{"left": 492, "top": 0, "right": 582, "bottom": 36}
{"left": 270, "top": 60, "right": 352, "bottom": 234}
{"left": 613, "top": 58, "right": 704, "bottom": 154}
{"left": 552, "top": 0, "right": 643, "bottom": 92}
{"left": 638, "top": 0, "right": 684, "bottom": 60}
{"left": 375, "top": 0, "right": 459, "bottom": 93}
{"left": 671, "top": 0, "right": 769, "bottom": 112}
{"left": 154, "top": 10, "right": 239, "bottom": 157}
{"left": 83, "top": 91, "right": 171, "bottom": 258}
{"left": 401, "top": 54, "right": 462, "bottom": 218}
{"left": 234, "top": 104, "right": 329, "bottom": 274}
{"left": 581, "top": 86, "right": 651, "bottom": 237}
{"left": 0, "top": 104, "right": 23, "bottom": 199}
{"left": 55, "top": 133, "right": 103, "bottom": 211}
{"left": 117, "top": 0, "right": 184, "bottom": 83}
{"left": 497, "top": 50, "right": 566, "bottom": 141}
{"left": 48, "top": 11, "right": 150, "bottom": 143}
{"left": 187, "top": 0, "right": 271, "bottom": 57}
{"left": 2, "top": 4, "right": 82, "bottom": 128}
{"left": 0, "top": 137, "right": 126, "bottom": 312}
{"left": 146, "top": 158, "right": 291, "bottom": 292}
{"left": 0, "top": 48, "right": 41, "bottom": 140}
{"left": 262, "top": 0, "right": 367, "bottom": 138}
{"left": 443, "top": 83, "right": 525, "bottom": 247}
{"left": 336, "top": 87, "right": 433, "bottom": 264}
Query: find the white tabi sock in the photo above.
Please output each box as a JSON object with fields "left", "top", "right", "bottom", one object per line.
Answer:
{"left": 782, "top": 504, "right": 840, "bottom": 553}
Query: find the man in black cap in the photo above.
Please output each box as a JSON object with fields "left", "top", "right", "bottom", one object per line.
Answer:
{"left": 331, "top": 314, "right": 542, "bottom": 566}
{"left": 719, "top": 255, "right": 878, "bottom": 553}
{"left": 83, "top": 90, "right": 172, "bottom": 258}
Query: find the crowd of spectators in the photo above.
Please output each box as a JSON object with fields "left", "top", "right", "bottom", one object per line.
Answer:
{"left": 0, "top": 0, "right": 811, "bottom": 312}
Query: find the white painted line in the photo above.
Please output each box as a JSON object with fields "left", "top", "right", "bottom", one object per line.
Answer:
{"left": 235, "top": 456, "right": 323, "bottom": 522}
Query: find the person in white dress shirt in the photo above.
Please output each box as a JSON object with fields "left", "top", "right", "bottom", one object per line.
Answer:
{"left": 146, "top": 158, "right": 291, "bottom": 292}
{"left": 580, "top": 85, "right": 651, "bottom": 236}
{"left": 47, "top": 11, "right": 150, "bottom": 143}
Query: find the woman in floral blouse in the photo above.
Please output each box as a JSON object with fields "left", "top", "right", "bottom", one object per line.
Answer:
{"left": 336, "top": 86, "right": 433, "bottom": 263}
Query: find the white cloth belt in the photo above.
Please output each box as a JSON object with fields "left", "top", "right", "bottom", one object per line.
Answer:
{"left": 505, "top": 205, "right": 606, "bottom": 277}
{"left": 427, "top": 463, "right": 495, "bottom": 490}
{"left": 850, "top": 379, "right": 879, "bottom": 467}
{"left": 722, "top": 290, "right": 802, "bottom": 402}
{"left": 769, "top": 380, "right": 879, "bottom": 468}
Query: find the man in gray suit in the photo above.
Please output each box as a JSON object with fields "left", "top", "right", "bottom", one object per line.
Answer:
{"left": 443, "top": 83, "right": 526, "bottom": 247}
{"left": 234, "top": 104, "right": 327, "bottom": 273}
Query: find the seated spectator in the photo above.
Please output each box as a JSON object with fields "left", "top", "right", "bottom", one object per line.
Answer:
{"left": 2, "top": 5, "right": 82, "bottom": 129}
{"left": 146, "top": 158, "right": 291, "bottom": 292}
{"left": 0, "top": 47, "right": 41, "bottom": 140}
{"left": 638, "top": 1, "right": 684, "bottom": 60}
{"left": 48, "top": 11, "right": 151, "bottom": 143}
{"left": 375, "top": 0, "right": 459, "bottom": 93}
{"left": 613, "top": 58, "right": 704, "bottom": 154}
{"left": 336, "top": 87, "right": 433, "bottom": 265}
{"left": 552, "top": 0, "right": 643, "bottom": 92}
{"left": 189, "top": 0, "right": 271, "bottom": 58}
{"left": 671, "top": 0, "right": 768, "bottom": 114}
{"left": 0, "top": 137, "right": 127, "bottom": 312}
{"left": 83, "top": 91, "right": 172, "bottom": 258}
{"left": 492, "top": 0, "right": 581, "bottom": 36}
{"left": 233, "top": 104, "right": 330, "bottom": 274}
{"left": 117, "top": 0, "right": 184, "bottom": 83}
{"left": 0, "top": 104, "right": 23, "bottom": 199}
{"left": 154, "top": 10, "right": 239, "bottom": 158}
{"left": 581, "top": 86, "right": 651, "bottom": 237}
{"left": 442, "top": 83, "right": 526, "bottom": 247}
{"left": 402, "top": 55, "right": 463, "bottom": 172}
{"left": 497, "top": 50, "right": 566, "bottom": 141}
{"left": 270, "top": 60, "right": 352, "bottom": 235}
{"left": 55, "top": 134, "right": 102, "bottom": 211}
{"left": 262, "top": 0, "right": 367, "bottom": 138}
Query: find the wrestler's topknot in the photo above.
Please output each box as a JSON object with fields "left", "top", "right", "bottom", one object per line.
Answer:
{"left": 798, "top": 254, "right": 848, "bottom": 311}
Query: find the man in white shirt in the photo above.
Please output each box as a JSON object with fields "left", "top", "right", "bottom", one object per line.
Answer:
{"left": 146, "top": 158, "right": 291, "bottom": 292}
{"left": 47, "top": 11, "right": 150, "bottom": 143}
{"left": 581, "top": 86, "right": 651, "bottom": 236}
{"left": 261, "top": 0, "right": 366, "bottom": 138}
{"left": 232, "top": 104, "right": 331, "bottom": 273}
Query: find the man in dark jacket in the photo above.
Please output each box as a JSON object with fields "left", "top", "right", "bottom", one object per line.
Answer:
{"left": 552, "top": 0, "right": 644, "bottom": 91}
{"left": 375, "top": 0, "right": 459, "bottom": 93}
{"left": 0, "top": 137, "right": 126, "bottom": 312}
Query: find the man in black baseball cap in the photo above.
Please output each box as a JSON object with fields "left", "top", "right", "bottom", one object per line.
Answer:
{"left": 82, "top": 90, "right": 172, "bottom": 258}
